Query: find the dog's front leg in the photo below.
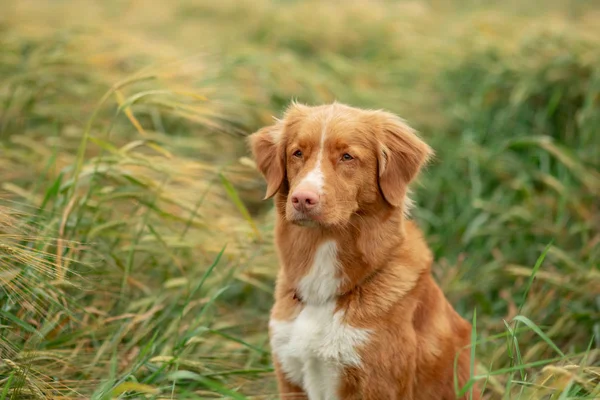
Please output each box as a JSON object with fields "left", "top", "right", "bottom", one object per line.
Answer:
{"left": 273, "top": 357, "right": 307, "bottom": 399}
{"left": 360, "top": 373, "right": 412, "bottom": 400}
{"left": 358, "top": 351, "right": 416, "bottom": 400}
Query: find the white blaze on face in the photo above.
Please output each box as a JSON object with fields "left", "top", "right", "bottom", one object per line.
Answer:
{"left": 296, "top": 108, "right": 334, "bottom": 195}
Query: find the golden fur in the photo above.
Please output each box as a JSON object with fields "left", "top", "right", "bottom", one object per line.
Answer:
{"left": 250, "top": 102, "right": 478, "bottom": 400}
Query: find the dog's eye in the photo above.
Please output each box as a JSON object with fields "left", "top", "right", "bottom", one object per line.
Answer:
{"left": 293, "top": 150, "right": 303, "bottom": 158}
{"left": 341, "top": 153, "right": 354, "bottom": 161}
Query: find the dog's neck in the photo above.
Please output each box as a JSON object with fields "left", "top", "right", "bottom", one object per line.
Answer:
{"left": 274, "top": 194, "right": 431, "bottom": 306}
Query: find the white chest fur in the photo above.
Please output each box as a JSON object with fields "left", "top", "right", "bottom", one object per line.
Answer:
{"left": 269, "top": 241, "right": 370, "bottom": 400}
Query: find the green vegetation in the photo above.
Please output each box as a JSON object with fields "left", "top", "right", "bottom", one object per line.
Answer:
{"left": 1, "top": 1, "right": 598, "bottom": 398}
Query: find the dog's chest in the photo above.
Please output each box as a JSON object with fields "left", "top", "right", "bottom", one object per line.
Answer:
{"left": 269, "top": 241, "right": 370, "bottom": 400}
{"left": 270, "top": 303, "right": 369, "bottom": 399}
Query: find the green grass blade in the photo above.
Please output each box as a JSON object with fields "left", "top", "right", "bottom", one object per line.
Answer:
{"left": 220, "top": 172, "right": 261, "bottom": 240}
{"left": 518, "top": 242, "right": 552, "bottom": 314}
{"left": 512, "top": 315, "right": 565, "bottom": 357}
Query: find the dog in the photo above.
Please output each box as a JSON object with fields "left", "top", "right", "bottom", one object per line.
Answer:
{"left": 249, "top": 102, "right": 477, "bottom": 400}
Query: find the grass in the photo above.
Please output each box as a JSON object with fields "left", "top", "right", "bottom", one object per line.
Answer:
{"left": 0, "top": 0, "right": 599, "bottom": 398}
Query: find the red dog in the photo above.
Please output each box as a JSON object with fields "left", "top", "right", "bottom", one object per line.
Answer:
{"left": 250, "top": 102, "right": 477, "bottom": 399}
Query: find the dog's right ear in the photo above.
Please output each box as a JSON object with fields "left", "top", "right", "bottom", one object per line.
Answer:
{"left": 248, "top": 123, "right": 285, "bottom": 199}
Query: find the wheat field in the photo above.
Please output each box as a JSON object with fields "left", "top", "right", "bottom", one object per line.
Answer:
{"left": 0, "top": 1, "right": 599, "bottom": 399}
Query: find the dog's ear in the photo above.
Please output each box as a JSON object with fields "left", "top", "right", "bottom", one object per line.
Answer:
{"left": 248, "top": 102, "right": 310, "bottom": 199}
{"left": 248, "top": 123, "right": 286, "bottom": 199}
{"left": 376, "top": 112, "right": 433, "bottom": 208}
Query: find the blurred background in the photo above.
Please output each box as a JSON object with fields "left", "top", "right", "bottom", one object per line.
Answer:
{"left": 0, "top": 0, "right": 598, "bottom": 398}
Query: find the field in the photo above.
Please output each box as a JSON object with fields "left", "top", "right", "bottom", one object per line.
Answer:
{"left": 1, "top": 0, "right": 599, "bottom": 398}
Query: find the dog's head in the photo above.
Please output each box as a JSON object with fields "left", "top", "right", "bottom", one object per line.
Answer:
{"left": 249, "top": 102, "right": 432, "bottom": 228}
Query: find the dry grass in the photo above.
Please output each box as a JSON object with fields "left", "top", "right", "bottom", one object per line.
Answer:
{"left": 1, "top": 0, "right": 599, "bottom": 398}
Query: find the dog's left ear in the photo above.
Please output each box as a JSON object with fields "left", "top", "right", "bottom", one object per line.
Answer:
{"left": 376, "top": 112, "right": 433, "bottom": 208}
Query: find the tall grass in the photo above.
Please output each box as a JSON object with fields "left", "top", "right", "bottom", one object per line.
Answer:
{"left": 1, "top": 0, "right": 599, "bottom": 398}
